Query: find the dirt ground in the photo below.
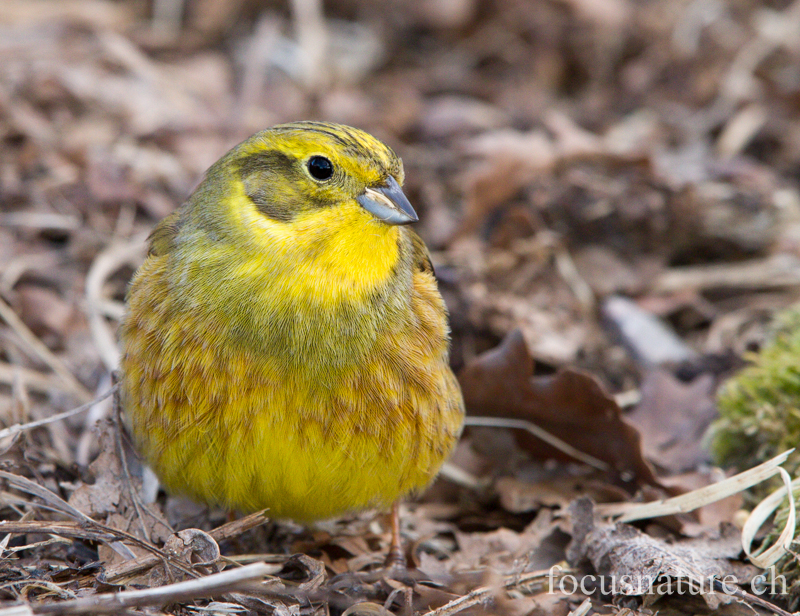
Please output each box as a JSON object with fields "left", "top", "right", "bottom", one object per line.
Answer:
{"left": 2, "top": 0, "right": 800, "bottom": 614}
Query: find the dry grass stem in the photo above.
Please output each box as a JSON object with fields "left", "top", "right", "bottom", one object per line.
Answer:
{"left": 0, "top": 386, "right": 116, "bottom": 440}
{"left": 597, "top": 449, "right": 793, "bottom": 523}
{"left": 29, "top": 562, "right": 275, "bottom": 615}
{"left": 464, "top": 416, "right": 610, "bottom": 471}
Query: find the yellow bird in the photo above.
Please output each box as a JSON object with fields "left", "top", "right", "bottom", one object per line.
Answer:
{"left": 120, "top": 122, "right": 464, "bottom": 547}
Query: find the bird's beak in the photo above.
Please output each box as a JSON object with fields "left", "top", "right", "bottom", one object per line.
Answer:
{"left": 356, "top": 176, "right": 419, "bottom": 225}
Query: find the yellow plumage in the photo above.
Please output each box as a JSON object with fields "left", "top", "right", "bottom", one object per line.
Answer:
{"left": 120, "top": 122, "right": 464, "bottom": 521}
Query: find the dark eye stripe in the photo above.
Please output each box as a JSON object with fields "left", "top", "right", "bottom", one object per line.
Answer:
{"left": 237, "top": 151, "right": 340, "bottom": 222}
{"left": 238, "top": 152, "right": 298, "bottom": 222}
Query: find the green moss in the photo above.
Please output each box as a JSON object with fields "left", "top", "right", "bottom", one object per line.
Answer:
{"left": 708, "top": 305, "right": 800, "bottom": 477}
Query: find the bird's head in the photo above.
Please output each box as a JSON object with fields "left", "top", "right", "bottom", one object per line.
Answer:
{"left": 141, "top": 121, "right": 430, "bottom": 334}
{"left": 222, "top": 121, "right": 417, "bottom": 227}
{"left": 151, "top": 122, "right": 419, "bottom": 301}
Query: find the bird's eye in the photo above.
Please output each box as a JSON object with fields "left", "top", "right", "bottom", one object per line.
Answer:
{"left": 307, "top": 156, "right": 334, "bottom": 181}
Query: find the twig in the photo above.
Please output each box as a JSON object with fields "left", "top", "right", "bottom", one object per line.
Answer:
{"left": 0, "top": 521, "right": 120, "bottom": 544}
{"left": 29, "top": 562, "right": 275, "bottom": 615}
{"left": 464, "top": 416, "right": 610, "bottom": 471}
{"left": 0, "top": 296, "right": 92, "bottom": 402}
{"left": 421, "top": 585, "right": 490, "bottom": 616}
{"left": 715, "top": 579, "right": 796, "bottom": 616}
{"left": 100, "top": 510, "right": 271, "bottom": 584}
{"left": 2, "top": 535, "right": 72, "bottom": 554}
{"left": 0, "top": 386, "right": 117, "bottom": 440}
{"left": 208, "top": 510, "right": 272, "bottom": 543}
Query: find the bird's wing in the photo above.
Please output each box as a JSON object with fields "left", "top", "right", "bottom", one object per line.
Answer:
{"left": 408, "top": 229, "right": 435, "bottom": 276}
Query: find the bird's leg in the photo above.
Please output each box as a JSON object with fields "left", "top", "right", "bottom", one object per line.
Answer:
{"left": 336, "top": 502, "right": 416, "bottom": 585}
{"left": 385, "top": 501, "right": 406, "bottom": 567}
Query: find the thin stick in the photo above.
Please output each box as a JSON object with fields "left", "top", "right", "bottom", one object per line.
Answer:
{"left": 32, "top": 562, "right": 275, "bottom": 615}
{"left": 99, "top": 510, "right": 270, "bottom": 584}
{"left": 421, "top": 585, "right": 490, "bottom": 616}
{"left": 0, "top": 521, "right": 126, "bottom": 546}
{"left": 464, "top": 416, "right": 610, "bottom": 471}
{"left": 716, "top": 580, "right": 795, "bottom": 616}
{"left": 0, "top": 387, "right": 117, "bottom": 440}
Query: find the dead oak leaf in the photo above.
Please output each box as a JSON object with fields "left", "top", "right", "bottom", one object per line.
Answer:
{"left": 626, "top": 369, "right": 717, "bottom": 475}
{"left": 458, "top": 329, "right": 658, "bottom": 491}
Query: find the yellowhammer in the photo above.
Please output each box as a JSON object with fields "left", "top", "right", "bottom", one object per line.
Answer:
{"left": 120, "top": 122, "right": 464, "bottom": 555}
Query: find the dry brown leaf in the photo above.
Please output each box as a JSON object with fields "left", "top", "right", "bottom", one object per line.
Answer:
{"left": 446, "top": 509, "right": 565, "bottom": 574}
{"left": 458, "top": 329, "right": 658, "bottom": 490}
{"left": 626, "top": 370, "right": 717, "bottom": 475}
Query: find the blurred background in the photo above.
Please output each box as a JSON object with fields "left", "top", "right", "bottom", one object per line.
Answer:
{"left": 3, "top": 0, "right": 800, "bottom": 611}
